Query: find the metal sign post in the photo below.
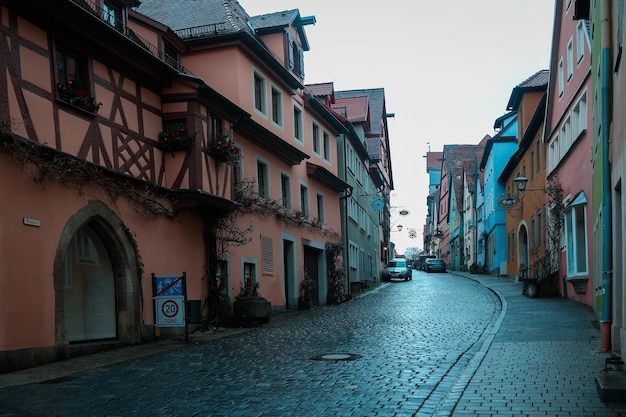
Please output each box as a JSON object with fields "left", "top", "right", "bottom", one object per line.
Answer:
{"left": 152, "top": 272, "right": 189, "bottom": 344}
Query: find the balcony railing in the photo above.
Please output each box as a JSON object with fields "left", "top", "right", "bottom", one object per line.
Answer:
{"left": 69, "top": 0, "right": 191, "bottom": 74}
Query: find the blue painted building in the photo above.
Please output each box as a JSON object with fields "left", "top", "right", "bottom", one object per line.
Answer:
{"left": 479, "top": 112, "right": 518, "bottom": 275}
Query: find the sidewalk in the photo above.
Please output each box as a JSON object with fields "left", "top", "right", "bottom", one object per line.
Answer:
{"left": 448, "top": 271, "right": 626, "bottom": 416}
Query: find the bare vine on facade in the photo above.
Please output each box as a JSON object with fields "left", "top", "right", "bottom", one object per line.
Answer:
{"left": 0, "top": 135, "right": 176, "bottom": 218}
{"left": 235, "top": 178, "right": 340, "bottom": 238}
{"left": 545, "top": 178, "right": 565, "bottom": 275}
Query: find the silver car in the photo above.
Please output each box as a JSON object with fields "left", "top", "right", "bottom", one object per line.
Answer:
{"left": 382, "top": 259, "right": 412, "bottom": 281}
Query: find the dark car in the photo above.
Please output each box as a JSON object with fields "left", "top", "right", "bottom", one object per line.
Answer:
{"left": 417, "top": 255, "right": 436, "bottom": 271}
{"left": 424, "top": 258, "right": 446, "bottom": 273}
{"left": 382, "top": 259, "right": 412, "bottom": 281}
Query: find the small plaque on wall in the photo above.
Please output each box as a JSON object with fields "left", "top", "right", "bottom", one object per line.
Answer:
{"left": 23, "top": 217, "right": 41, "bottom": 227}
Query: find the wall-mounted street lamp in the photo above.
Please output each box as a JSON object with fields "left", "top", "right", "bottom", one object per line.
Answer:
{"left": 514, "top": 176, "right": 545, "bottom": 193}
{"left": 397, "top": 224, "right": 403, "bottom": 231}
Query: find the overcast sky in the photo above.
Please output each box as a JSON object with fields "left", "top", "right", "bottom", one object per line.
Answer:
{"left": 239, "top": 0, "right": 555, "bottom": 254}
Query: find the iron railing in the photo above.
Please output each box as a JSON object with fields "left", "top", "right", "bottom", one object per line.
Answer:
{"left": 68, "top": 0, "right": 191, "bottom": 74}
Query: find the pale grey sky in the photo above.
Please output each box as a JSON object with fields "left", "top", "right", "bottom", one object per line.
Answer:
{"left": 239, "top": 0, "right": 555, "bottom": 253}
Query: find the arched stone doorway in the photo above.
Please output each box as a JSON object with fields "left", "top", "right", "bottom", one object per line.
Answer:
{"left": 53, "top": 201, "right": 142, "bottom": 350}
{"left": 63, "top": 224, "right": 116, "bottom": 341}
{"left": 518, "top": 224, "right": 529, "bottom": 273}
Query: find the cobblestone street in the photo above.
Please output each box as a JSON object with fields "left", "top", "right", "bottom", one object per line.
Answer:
{"left": 0, "top": 271, "right": 499, "bottom": 416}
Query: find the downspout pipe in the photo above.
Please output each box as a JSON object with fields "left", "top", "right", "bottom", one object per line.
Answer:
{"left": 600, "top": 0, "right": 613, "bottom": 352}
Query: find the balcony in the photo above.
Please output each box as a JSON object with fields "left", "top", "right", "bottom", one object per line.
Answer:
{"left": 68, "top": 0, "right": 191, "bottom": 74}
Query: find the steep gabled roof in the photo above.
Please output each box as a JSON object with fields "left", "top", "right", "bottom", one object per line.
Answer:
{"left": 136, "top": 0, "right": 253, "bottom": 34}
{"left": 426, "top": 152, "right": 444, "bottom": 171}
{"left": 332, "top": 96, "right": 369, "bottom": 124}
{"left": 306, "top": 82, "right": 334, "bottom": 100}
{"left": 441, "top": 144, "right": 485, "bottom": 213}
{"left": 335, "top": 88, "right": 386, "bottom": 136}
{"left": 137, "top": 0, "right": 306, "bottom": 90}
{"left": 251, "top": 9, "right": 315, "bottom": 51}
{"left": 507, "top": 69, "right": 549, "bottom": 111}
{"left": 498, "top": 93, "right": 547, "bottom": 182}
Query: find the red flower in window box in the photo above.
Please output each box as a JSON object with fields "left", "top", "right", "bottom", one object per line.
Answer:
{"left": 58, "top": 80, "right": 102, "bottom": 113}
{"left": 207, "top": 136, "right": 240, "bottom": 164}
{"left": 158, "top": 128, "right": 195, "bottom": 152}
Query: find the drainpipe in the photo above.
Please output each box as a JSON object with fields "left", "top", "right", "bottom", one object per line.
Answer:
{"left": 600, "top": 0, "right": 613, "bottom": 352}
{"left": 339, "top": 129, "right": 352, "bottom": 295}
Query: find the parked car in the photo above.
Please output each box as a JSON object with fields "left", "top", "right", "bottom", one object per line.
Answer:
{"left": 417, "top": 255, "right": 436, "bottom": 271}
{"left": 382, "top": 259, "right": 412, "bottom": 281}
{"left": 424, "top": 258, "right": 447, "bottom": 273}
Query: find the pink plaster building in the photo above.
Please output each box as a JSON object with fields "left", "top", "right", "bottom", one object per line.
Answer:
{"left": 545, "top": 0, "right": 594, "bottom": 305}
{"left": 0, "top": 0, "right": 352, "bottom": 372}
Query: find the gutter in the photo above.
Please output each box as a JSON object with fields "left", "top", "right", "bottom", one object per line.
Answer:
{"left": 600, "top": 0, "right": 613, "bottom": 352}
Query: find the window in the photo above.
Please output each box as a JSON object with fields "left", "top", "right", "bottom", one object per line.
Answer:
{"left": 530, "top": 216, "right": 536, "bottom": 253}
{"left": 257, "top": 160, "right": 269, "bottom": 198}
{"left": 567, "top": 38, "right": 574, "bottom": 81}
{"left": 348, "top": 242, "right": 358, "bottom": 269}
{"left": 549, "top": 136, "right": 560, "bottom": 171}
{"left": 76, "top": 228, "right": 99, "bottom": 264}
{"left": 243, "top": 262, "right": 257, "bottom": 285}
{"left": 348, "top": 197, "right": 357, "bottom": 222}
{"left": 163, "top": 119, "right": 187, "bottom": 136}
{"left": 535, "top": 140, "right": 541, "bottom": 174}
{"left": 565, "top": 201, "right": 588, "bottom": 276}
{"left": 316, "top": 193, "right": 325, "bottom": 224}
{"left": 209, "top": 114, "right": 223, "bottom": 141}
{"left": 103, "top": 0, "right": 123, "bottom": 30}
{"left": 562, "top": 116, "right": 572, "bottom": 156}
{"left": 288, "top": 34, "right": 304, "bottom": 77}
{"left": 300, "top": 184, "right": 309, "bottom": 216}
{"left": 323, "top": 131, "right": 330, "bottom": 161}
{"left": 164, "top": 41, "right": 179, "bottom": 69}
{"left": 293, "top": 104, "right": 303, "bottom": 142}
{"left": 576, "top": 21, "right": 586, "bottom": 64}
{"left": 536, "top": 208, "right": 543, "bottom": 250}
{"left": 312, "top": 122, "right": 320, "bottom": 154}
{"left": 270, "top": 86, "right": 283, "bottom": 126}
{"left": 572, "top": 91, "right": 588, "bottom": 138}
{"left": 56, "top": 44, "right": 88, "bottom": 93}
{"left": 253, "top": 71, "right": 266, "bottom": 115}
{"left": 280, "top": 173, "right": 291, "bottom": 208}
{"left": 215, "top": 260, "right": 229, "bottom": 295}
{"left": 558, "top": 58, "right": 564, "bottom": 97}
{"left": 261, "top": 235, "right": 273, "bottom": 275}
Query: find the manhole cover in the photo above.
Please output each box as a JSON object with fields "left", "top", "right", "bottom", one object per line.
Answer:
{"left": 310, "top": 353, "right": 362, "bottom": 362}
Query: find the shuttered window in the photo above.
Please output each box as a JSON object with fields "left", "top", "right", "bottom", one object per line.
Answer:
{"left": 261, "top": 235, "right": 273, "bottom": 275}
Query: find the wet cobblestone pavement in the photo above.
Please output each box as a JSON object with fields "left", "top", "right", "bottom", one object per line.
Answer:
{"left": 0, "top": 272, "right": 499, "bottom": 416}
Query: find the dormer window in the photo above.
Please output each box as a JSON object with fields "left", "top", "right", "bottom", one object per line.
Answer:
{"left": 287, "top": 34, "right": 304, "bottom": 77}
{"left": 102, "top": 0, "right": 123, "bottom": 30}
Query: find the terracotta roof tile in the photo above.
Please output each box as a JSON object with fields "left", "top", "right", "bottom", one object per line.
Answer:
{"left": 332, "top": 96, "right": 369, "bottom": 123}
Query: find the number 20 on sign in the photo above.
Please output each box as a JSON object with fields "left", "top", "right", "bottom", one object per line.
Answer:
{"left": 154, "top": 296, "right": 185, "bottom": 327}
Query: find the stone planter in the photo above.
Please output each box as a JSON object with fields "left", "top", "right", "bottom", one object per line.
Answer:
{"left": 233, "top": 300, "right": 271, "bottom": 324}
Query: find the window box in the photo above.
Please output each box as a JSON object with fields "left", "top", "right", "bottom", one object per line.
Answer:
{"left": 207, "top": 137, "right": 240, "bottom": 164}
{"left": 58, "top": 81, "right": 102, "bottom": 114}
{"left": 158, "top": 128, "right": 195, "bottom": 152}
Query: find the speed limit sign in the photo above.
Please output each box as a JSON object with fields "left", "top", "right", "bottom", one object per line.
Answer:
{"left": 154, "top": 296, "right": 185, "bottom": 327}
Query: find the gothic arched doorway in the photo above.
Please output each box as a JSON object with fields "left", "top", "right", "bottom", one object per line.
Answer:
{"left": 54, "top": 201, "right": 142, "bottom": 348}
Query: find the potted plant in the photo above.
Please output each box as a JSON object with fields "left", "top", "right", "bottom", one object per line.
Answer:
{"left": 158, "top": 128, "right": 195, "bottom": 152}
{"left": 207, "top": 136, "right": 240, "bottom": 164}
{"left": 57, "top": 80, "right": 102, "bottom": 113}
{"left": 298, "top": 268, "right": 316, "bottom": 310}
{"left": 232, "top": 279, "right": 271, "bottom": 324}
